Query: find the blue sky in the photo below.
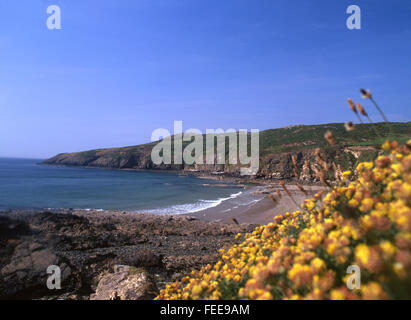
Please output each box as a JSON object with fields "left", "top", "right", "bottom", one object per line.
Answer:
{"left": 0, "top": 0, "right": 410, "bottom": 158}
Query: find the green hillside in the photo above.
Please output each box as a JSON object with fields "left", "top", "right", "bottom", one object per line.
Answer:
{"left": 43, "top": 122, "right": 411, "bottom": 180}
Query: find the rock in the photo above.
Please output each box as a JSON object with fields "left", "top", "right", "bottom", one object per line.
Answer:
{"left": 0, "top": 241, "right": 71, "bottom": 298}
{"left": 90, "top": 265, "right": 158, "bottom": 300}
{"left": 171, "top": 272, "right": 183, "bottom": 281}
{"left": 0, "top": 216, "right": 31, "bottom": 240}
{"left": 0, "top": 210, "right": 247, "bottom": 299}
{"left": 116, "top": 248, "right": 163, "bottom": 268}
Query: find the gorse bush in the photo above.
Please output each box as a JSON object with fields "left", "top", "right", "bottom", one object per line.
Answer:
{"left": 156, "top": 140, "right": 411, "bottom": 300}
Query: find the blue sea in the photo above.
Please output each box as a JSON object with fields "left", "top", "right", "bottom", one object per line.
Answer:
{"left": 0, "top": 158, "right": 258, "bottom": 214}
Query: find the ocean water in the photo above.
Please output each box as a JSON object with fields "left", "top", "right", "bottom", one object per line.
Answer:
{"left": 0, "top": 158, "right": 257, "bottom": 214}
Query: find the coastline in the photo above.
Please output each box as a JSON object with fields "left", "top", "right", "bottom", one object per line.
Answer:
{"left": 35, "top": 161, "right": 329, "bottom": 221}
{"left": 40, "top": 161, "right": 263, "bottom": 186}
{"left": 37, "top": 162, "right": 324, "bottom": 222}
{"left": 1, "top": 159, "right": 254, "bottom": 214}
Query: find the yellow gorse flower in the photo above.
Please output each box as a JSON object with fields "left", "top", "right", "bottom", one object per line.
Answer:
{"left": 155, "top": 141, "right": 411, "bottom": 300}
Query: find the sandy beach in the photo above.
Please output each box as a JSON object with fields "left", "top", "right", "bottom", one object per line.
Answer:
{"left": 188, "top": 184, "right": 327, "bottom": 225}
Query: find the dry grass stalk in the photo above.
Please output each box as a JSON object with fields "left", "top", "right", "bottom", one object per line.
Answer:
{"left": 347, "top": 98, "right": 364, "bottom": 123}
{"left": 332, "top": 162, "right": 342, "bottom": 181}
{"left": 302, "top": 160, "right": 310, "bottom": 178}
{"left": 361, "top": 88, "right": 387, "bottom": 121}
{"left": 297, "top": 183, "right": 308, "bottom": 196}
{"left": 360, "top": 88, "right": 392, "bottom": 137}
{"left": 291, "top": 155, "right": 298, "bottom": 167}
{"left": 315, "top": 148, "right": 324, "bottom": 164}
{"left": 357, "top": 103, "right": 382, "bottom": 138}
{"left": 280, "top": 181, "right": 302, "bottom": 211}
{"left": 268, "top": 194, "right": 277, "bottom": 204}
{"left": 279, "top": 181, "right": 291, "bottom": 197}
{"left": 357, "top": 103, "right": 367, "bottom": 116}
{"left": 314, "top": 190, "right": 324, "bottom": 201}
{"left": 319, "top": 170, "right": 332, "bottom": 188}
{"left": 315, "top": 148, "right": 330, "bottom": 171}
{"left": 344, "top": 121, "right": 355, "bottom": 132}
{"left": 291, "top": 155, "right": 299, "bottom": 178}
{"left": 276, "top": 189, "right": 282, "bottom": 199}
{"left": 360, "top": 89, "right": 372, "bottom": 99}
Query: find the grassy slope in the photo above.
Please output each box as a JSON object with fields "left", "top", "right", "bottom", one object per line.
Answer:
{"left": 259, "top": 122, "right": 411, "bottom": 155}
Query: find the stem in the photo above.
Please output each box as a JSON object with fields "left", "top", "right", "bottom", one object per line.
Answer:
{"left": 370, "top": 97, "right": 389, "bottom": 123}
{"left": 365, "top": 115, "right": 382, "bottom": 139}
{"left": 370, "top": 97, "right": 394, "bottom": 139}
{"left": 355, "top": 113, "right": 364, "bottom": 124}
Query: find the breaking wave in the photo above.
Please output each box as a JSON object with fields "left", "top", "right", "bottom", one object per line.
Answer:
{"left": 143, "top": 191, "right": 243, "bottom": 215}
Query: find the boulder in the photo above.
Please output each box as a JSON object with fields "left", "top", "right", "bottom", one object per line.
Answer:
{"left": 0, "top": 241, "right": 71, "bottom": 298}
{"left": 90, "top": 265, "right": 158, "bottom": 300}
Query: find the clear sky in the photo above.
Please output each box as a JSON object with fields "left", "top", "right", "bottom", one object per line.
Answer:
{"left": 0, "top": 0, "right": 410, "bottom": 158}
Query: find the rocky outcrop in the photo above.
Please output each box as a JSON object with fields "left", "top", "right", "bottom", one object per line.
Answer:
{"left": 256, "top": 146, "right": 380, "bottom": 182}
{"left": 0, "top": 210, "right": 253, "bottom": 300}
{"left": 1, "top": 242, "right": 72, "bottom": 298}
{"left": 90, "top": 265, "right": 158, "bottom": 300}
{"left": 42, "top": 145, "right": 381, "bottom": 182}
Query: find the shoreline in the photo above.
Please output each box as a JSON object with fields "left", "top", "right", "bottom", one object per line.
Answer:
{"left": 32, "top": 162, "right": 328, "bottom": 223}
{"left": 40, "top": 161, "right": 266, "bottom": 186}
{"left": 39, "top": 161, "right": 326, "bottom": 187}
{"left": 186, "top": 184, "right": 326, "bottom": 225}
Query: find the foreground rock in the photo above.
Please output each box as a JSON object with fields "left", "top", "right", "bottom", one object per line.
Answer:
{"left": 91, "top": 265, "right": 158, "bottom": 300}
{"left": 0, "top": 210, "right": 254, "bottom": 299}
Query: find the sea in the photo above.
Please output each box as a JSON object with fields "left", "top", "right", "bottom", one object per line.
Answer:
{"left": 0, "top": 158, "right": 261, "bottom": 214}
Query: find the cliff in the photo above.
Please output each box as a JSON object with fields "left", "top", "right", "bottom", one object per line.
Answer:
{"left": 43, "top": 122, "right": 411, "bottom": 181}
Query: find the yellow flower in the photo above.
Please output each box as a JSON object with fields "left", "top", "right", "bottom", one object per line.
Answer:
{"left": 361, "top": 282, "right": 387, "bottom": 300}
{"left": 393, "top": 262, "right": 406, "bottom": 279}
{"left": 382, "top": 140, "right": 391, "bottom": 152}
{"left": 191, "top": 285, "right": 202, "bottom": 296}
{"left": 342, "top": 170, "right": 352, "bottom": 180}
{"left": 355, "top": 244, "right": 370, "bottom": 266}
{"left": 380, "top": 241, "right": 396, "bottom": 259}
{"left": 330, "top": 289, "right": 345, "bottom": 300}
{"left": 348, "top": 199, "right": 359, "bottom": 208}
{"left": 360, "top": 198, "right": 374, "bottom": 212}
{"left": 305, "top": 200, "right": 315, "bottom": 211}
{"left": 310, "top": 257, "right": 325, "bottom": 273}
